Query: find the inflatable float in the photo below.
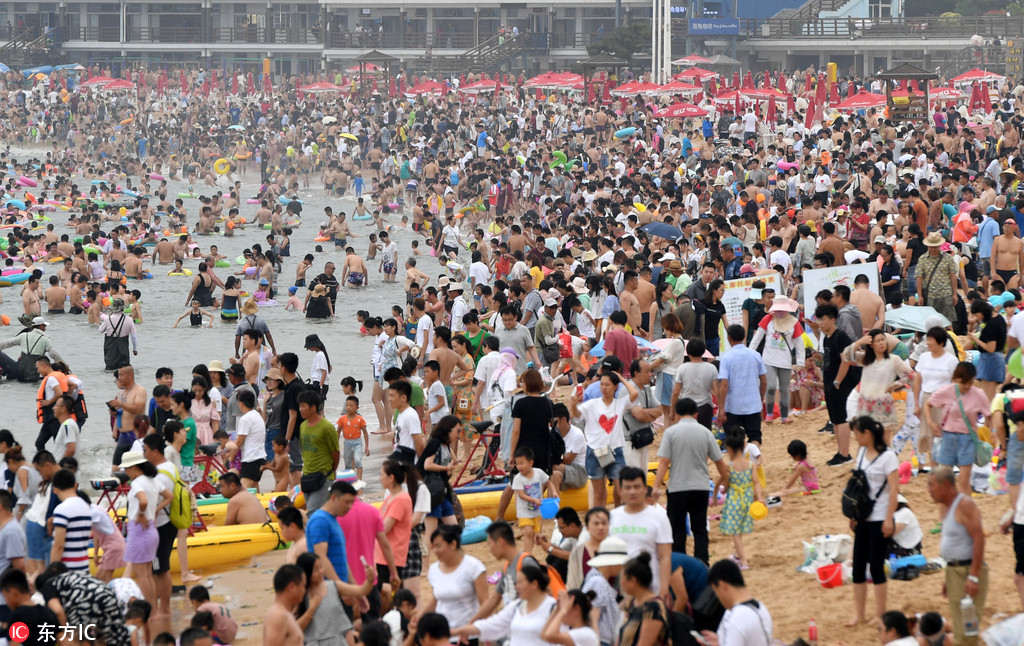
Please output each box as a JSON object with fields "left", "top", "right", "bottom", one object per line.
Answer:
{"left": 168, "top": 269, "right": 193, "bottom": 276}
{"left": 614, "top": 126, "right": 637, "bottom": 139}
{"left": 16, "top": 176, "right": 36, "bottom": 187}
{"left": 90, "top": 521, "right": 283, "bottom": 578}
{"left": 461, "top": 516, "right": 490, "bottom": 545}
{"left": 0, "top": 273, "right": 31, "bottom": 287}
{"left": 213, "top": 158, "right": 231, "bottom": 175}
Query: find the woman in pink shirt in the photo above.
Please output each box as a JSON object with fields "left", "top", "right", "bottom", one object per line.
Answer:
{"left": 375, "top": 460, "right": 414, "bottom": 592}
{"left": 925, "top": 361, "right": 991, "bottom": 494}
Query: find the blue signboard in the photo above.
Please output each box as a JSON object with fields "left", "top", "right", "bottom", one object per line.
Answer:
{"left": 688, "top": 18, "right": 740, "bottom": 35}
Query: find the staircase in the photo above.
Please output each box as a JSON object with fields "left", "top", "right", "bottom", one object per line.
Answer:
{"left": 0, "top": 31, "right": 56, "bottom": 69}
{"left": 412, "top": 32, "right": 543, "bottom": 75}
{"left": 771, "top": 0, "right": 849, "bottom": 21}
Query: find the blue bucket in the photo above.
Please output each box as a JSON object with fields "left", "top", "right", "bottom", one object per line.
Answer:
{"left": 540, "top": 497, "right": 560, "bottom": 519}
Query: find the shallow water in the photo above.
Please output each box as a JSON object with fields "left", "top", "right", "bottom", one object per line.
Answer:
{"left": 0, "top": 164, "right": 422, "bottom": 495}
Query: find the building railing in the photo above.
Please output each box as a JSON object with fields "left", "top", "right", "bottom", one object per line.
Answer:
{"left": 737, "top": 15, "right": 1024, "bottom": 40}
{"left": 73, "top": 25, "right": 322, "bottom": 44}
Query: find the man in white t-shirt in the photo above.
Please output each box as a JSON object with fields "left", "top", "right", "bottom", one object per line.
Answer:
{"left": 413, "top": 298, "right": 435, "bottom": 363}
{"left": 449, "top": 284, "right": 469, "bottom": 333}
{"left": 472, "top": 336, "right": 502, "bottom": 415}
{"left": 701, "top": 558, "right": 774, "bottom": 646}
{"left": 550, "top": 403, "right": 588, "bottom": 491}
{"left": 235, "top": 390, "right": 267, "bottom": 489}
{"left": 388, "top": 380, "right": 423, "bottom": 463}
{"left": 609, "top": 466, "right": 672, "bottom": 596}
{"left": 52, "top": 395, "right": 79, "bottom": 460}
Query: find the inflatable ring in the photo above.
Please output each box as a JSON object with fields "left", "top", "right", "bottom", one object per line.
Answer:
{"left": 141, "top": 272, "right": 153, "bottom": 279}
{"left": 552, "top": 150, "right": 567, "bottom": 165}
{"left": 215, "top": 260, "right": 231, "bottom": 268}
{"left": 314, "top": 235, "right": 330, "bottom": 242}
{"left": 235, "top": 255, "right": 246, "bottom": 265}
{"left": 177, "top": 193, "right": 196, "bottom": 199}
{"left": 120, "top": 117, "right": 133, "bottom": 126}
{"left": 149, "top": 173, "right": 165, "bottom": 181}
{"left": 213, "top": 158, "right": 231, "bottom": 175}
{"left": 352, "top": 213, "right": 372, "bottom": 221}
{"left": 614, "top": 126, "right": 637, "bottom": 139}
{"left": 234, "top": 151, "right": 251, "bottom": 160}
{"left": 168, "top": 269, "right": 193, "bottom": 276}
{"left": 246, "top": 198, "right": 259, "bottom": 205}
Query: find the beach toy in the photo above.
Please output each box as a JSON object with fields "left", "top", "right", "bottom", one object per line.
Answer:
{"left": 633, "top": 202, "right": 646, "bottom": 212}
{"left": 16, "top": 176, "right": 36, "bottom": 187}
{"left": 277, "top": 195, "right": 301, "bottom": 205}
{"left": 0, "top": 315, "right": 8, "bottom": 326}
{"left": 4, "top": 199, "right": 25, "bottom": 210}
{"left": 0, "top": 273, "right": 31, "bottom": 287}
{"left": 898, "top": 461, "right": 913, "bottom": 484}
{"left": 352, "top": 212, "right": 372, "bottom": 221}
{"left": 246, "top": 198, "right": 259, "bottom": 204}
{"left": 314, "top": 235, "right": 329, "bottom": 241}
{"left": 168, "top": 269, "right": 193, "bottom": 276}
{"left": 816, "top": 563, "right": 844, "bottom": 588}
{"left": 234, "top": 151, "right": 252, "bottom": 160}
{"left": 461, "top": 516, "right": 491, "bottom": 545}
{"left": 140, "top": 272, "right": 153, "bottom": 279}
{"left": 235, "top": 255, "right": 246, "bottom": 265}
{"left": 149, "top": 173, "right": 164, "bottom": 181}
{"left": 213, "top": 158, "right": 231, "bottom": 175}
{"left": 244, "top": 266, "right": 258, "bottom": 277}
{"left": 1010, "top": 349, "right": 1024, "bottom": 380}
{"left": 749, "top": 501, "right": 767, "bottom": 520}
{"left": 257, "top": 299, "right": 277, "bottom": 307}
{"left": 177, "top": 193, "right": 196, "bottom": 199}
{"left": 215, "top": 260, "right": 231, "bottom": 268}
{"left": 614, "top": 126, "right": 637, "bottom": 139}
{"left": 539, "top": 497, "right": 560, "bottom": 519}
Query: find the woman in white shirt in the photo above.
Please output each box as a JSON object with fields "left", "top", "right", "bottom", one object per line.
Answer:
{"left": 912, "top": 327, "right": 958, "bottom": 470}
{"left": 847, "top": 416, "right": 899, "bottom": 628}
{"left": 422, "top": 525, "right": 488, "bottom": 630}
{"left": 541, "top": 590, "right": 600, "bottom": 646}
{"left": 121, "top": 451, "right": 172, "bottom": 618}
{"left": 453, "top": 562, "right": 556, "bottom": 646}
{"left": 304, "top": 334, "right": 332, "bottom": 399}
{"left": 888, "top": 494, "right": 923, "bottom": 557}
{"left": 649, "top": 313, "right": 686, "bottom": 422}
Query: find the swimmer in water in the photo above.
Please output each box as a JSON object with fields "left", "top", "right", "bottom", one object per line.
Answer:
{"left": 172, "top": 300, "right": 214, "bottom": 328}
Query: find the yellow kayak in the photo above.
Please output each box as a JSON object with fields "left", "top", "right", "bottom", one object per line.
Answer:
{"left": 90, "top": 522, "right": 283, "bottom": 578}
{"left": 113, "top": 491, "right": 290, "bottom": 528}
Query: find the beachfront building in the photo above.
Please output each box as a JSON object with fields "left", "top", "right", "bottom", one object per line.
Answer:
{"left": 0, "top": 0, "right": 1017, "bottom": 77}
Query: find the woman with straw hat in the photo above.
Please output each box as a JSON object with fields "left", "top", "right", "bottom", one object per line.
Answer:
{"left": 748, "top": 297, "right": 804, "bottom": 424}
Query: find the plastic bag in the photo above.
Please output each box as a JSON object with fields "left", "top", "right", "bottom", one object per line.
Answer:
{"left": 981, "top": 613, "right": 1024, "bottom": 646}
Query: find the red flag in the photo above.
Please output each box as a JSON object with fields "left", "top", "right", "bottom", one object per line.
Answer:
{"left": 246, "top": 72, "right": 255, "bottom": 96}
{"left": 777, "top": 72, "right": 786, "bottom": 93}
{"left": 805, "top": 99, "right": 816, "bottom": 128}
{"left": 847, "top": 82, "right": 855, "bottom": 98}
{"left": 389, "top": 76, "right": 397, "bottom": 98}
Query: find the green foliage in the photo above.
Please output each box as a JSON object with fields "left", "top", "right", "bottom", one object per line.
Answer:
{"left": 586, "top": 23, "right": 652, "bottom": 61}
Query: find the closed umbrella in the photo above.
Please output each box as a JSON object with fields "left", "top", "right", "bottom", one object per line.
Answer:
{"left": 246, "top": 72, "right": 254, "bottom": 96}
{"left": 767, "top": 95, "right": 777, "bottom": 125}
{"left": 777, "top": 72, "right": 786, "bottom": 93}
{"left": 731, "top": 71, "right": 739, "bottom": 89}
{"left": 742, "top": 70, "right": 754, "bottom": 88}
{"left": 829, "top": 82, "right": 839, "bottom": 105}
{"left": 263, "top": 73, "right": 272, "bottom": 95}
{"left": 805, "top": 99, "right": 816, "bottom": 128}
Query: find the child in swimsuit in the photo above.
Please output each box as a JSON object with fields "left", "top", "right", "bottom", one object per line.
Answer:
{"left": 220, "top": 276, "right": 241, "bottom": 320}
{"left": 771, "top": 439, "right": 820, "bottom": 498}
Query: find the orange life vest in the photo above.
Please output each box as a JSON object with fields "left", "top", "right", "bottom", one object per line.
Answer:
{"left": 36, "top": 370, "right": 68, "bottom": 422}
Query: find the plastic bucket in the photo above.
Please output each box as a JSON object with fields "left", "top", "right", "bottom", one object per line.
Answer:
{"left": 816, "top": 563, "right": 843, "bottom": 589}
{"left": 540, "top": 497, "right": 560, "bottom": 519}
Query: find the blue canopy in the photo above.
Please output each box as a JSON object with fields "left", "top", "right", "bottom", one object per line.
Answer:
{"left": 0, "top": 64, "right": 10, "bottom": 74}
{"left": 53, "top": 63, "right": 85, "bottom": 72}
{"left": 21, "top": 65, "right": 53, "bottom": 76}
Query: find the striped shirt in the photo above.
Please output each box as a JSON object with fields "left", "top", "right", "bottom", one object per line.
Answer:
{"left": 52, "top": 496, "right": 93, "bottom": 572}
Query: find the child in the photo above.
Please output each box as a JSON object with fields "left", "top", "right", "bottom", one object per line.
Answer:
{"left": 770, "top": 439, "right": 820, "bottom": 500}
{"left": 337, "top": 395, "right": 369, "bottom": 481}
{"left": 411, "top": 239, "right": 421, "bottom": 256}
{"left": 367, "top": 233, "right": 379, "bottom": 261}
{"left": 791, "top": 352, "right": 824, "bottom": 416}
{"left": 254, "top": 278, "right": 271, "bottom": 303}
{"left": 125, "top": 599, "right": 151, "bottom": 646}
{"left": 260, "top": 435, "right": 291, "bottom": 491}
{"left": 511, "top": 446, "right": 557, "bottom": 553}
{"left": 189, "top": 585, "right": 239, "bottom": 645}
{"left": 382, "top": 588, "right": 417, "bottom": 646}
{"left": 284, "top": 286, "right": 302, "bottom": 311}
{"left": 213, "top": 430, "right": 240, "bottom": 473}
{"left": 173, "top": 300, "right": 214, "bottom": 328}
{"left": 356, "top": 311, "right": 371, "bottom": 336}
{"left": 423, "top": 360, "right": 449, "bottom": 426}
{"left": 716, "top": 428, "right": 763, "bottom": 570}
{"left": 277, "top": 506, "right": 307, "bottom": 563}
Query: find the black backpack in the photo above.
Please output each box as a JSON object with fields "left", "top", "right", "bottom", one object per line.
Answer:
{"left": 549, "top": 428, "right": 565, "bottom": 467}
{"left": 666, "top": 607, "right": 700, "bottom": 646}
{"left": 842, "top": 452, "right": 886, "bottom": 522}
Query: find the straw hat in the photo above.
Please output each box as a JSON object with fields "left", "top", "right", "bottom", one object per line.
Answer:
{"left": 119, "top": 451, "right": 147, "bottom": 469}
{"left": 769, "top": 297, "right": 799, "bottom": 314}
{"left": 923, "top": 232, "right": 945, "bottom": 247}
{"left": 241, "top": 299, "right": 259, "bottom": 314}
{"left": 587, "top": 536, "right": 630, "bottom": 568}
{"left": 207, "top": 360, "right": 226, "bottom": 374}
{"left": 570, "top": 277, "right": 588, "bottom": 294}
{"left": 437, "top": 276, "right": 451, "bottom": 288}
{"left": 263, "top": 367, "right": 283, "bottom": 383}
{"left": 581, "top": 249, "right": 597, "bottom": 262}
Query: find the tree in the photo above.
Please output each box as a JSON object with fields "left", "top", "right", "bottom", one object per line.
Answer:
{"left": 586, "top": 23, "right": 651, "bottom": 61}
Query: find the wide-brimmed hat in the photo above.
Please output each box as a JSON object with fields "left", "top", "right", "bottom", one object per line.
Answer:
{"left": 769, "top": 297, "right": 800, "bottom": 314}
{"left": 241, "top": 299, "right": 259, "bottom": 314}
{"left": 17, "top": 313, "right": 34, "bottom": 328}
{"left": 437, "top": 276, "right": 451, "bottom": 288}
{"left": 666, "top": 260, "right": 684, "bottom": 272}
{"left": 570, "top": 277, "right": 588, "bottom": 294}
{"left": 207, "top": 360, "right": 226, "bottom": 373}
{"left": 119, "top": 451, "right": 147, "bottom": 469}
{"left": 263, "top": 367, "right": 283, "bottom": 383}
{"left": 581, "top": 249, "right": 598, "bottom": 262}
{"left": 449, "top": 282, "right": 465, "bottom": 293}
{"left": 923, "top": 232, "right": 945, "bottom": 247}
{"left": 587, "top": 536, "right": 630, "bottom": 568}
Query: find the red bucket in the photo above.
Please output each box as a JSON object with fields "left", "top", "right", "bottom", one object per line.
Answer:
{"left": 816, "top": 563, "right": 843, "bottom": 589}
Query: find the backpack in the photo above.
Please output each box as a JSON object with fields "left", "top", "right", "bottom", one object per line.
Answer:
{"left": 549, "top": 428, "right": 565, "bottom": 467}
{"left": 168, "top": 469, "right": 195, "bottom": 530}
{"left": 665, "top": 605, "right": 701, "bottom": 646}
{"left": 841, "top": 451, "right": 886, "bottom": 522}
{"left": 515, "top": 552, "right": 566, "bottom": 598}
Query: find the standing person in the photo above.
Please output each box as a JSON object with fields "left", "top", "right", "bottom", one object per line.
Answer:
{"left": 654, "top": 398, "right": 730, "bottom": 564}
{"left": 98, "top": 298, "right": 138, "bottom": 370}
{"left": 843, "top": 330, "right": 914, "bottom": 437}
{"left": 306, "top": 481, "right": 354, "bottom": 585}
{"left": 0, "top": 490, "right": 25, "bottom": 576}
{"left": 418, "top": 415, "right": 461, "bottom": 546}
{"left": 280, "top": 352, "right": 307, "bottom": 488}
{"left": 966, "top": 299, "right": 1006, "bottom": 402}
{"left": 569, "top": 371, "right": 639, "bottom": 509}
{"left": 717, "top": 325, "right": 767, "bottom": 446}
{"left": 109, "top": 366, "right": 148, "bottom": 473}
{"left": 0, "top": 315, "right": 62, "bottom": 382}
{"left": 263, "top": 564, "right": 307, "bottom": 645}
{"left": 926, "top": 362, "right": 991, "bottom": 495}
{"left": 420, "top": 525, "right": 488, "bottom": 631}
{"left": 189, "top": 377, "right": 221, "bottom": 446}
{"left": 650, "top": 313, "right": 686, "bottom": 421}
{"left": 929, "top": 467, "right": 988, "bottom": 645}
{"left": 622, "top": 359, "right": 661, "bottom": 470}
{"left": 671, "top": 339, "right": 717, "bottom": 428}
{"left": 121, "top": 451, "right": 172, "bottom": 618}
{"left": 261, "top": 367, "right": 286, "bottom": 462}
{"left": 235, "top": 389, "right": 266, "bottom": 490}
{"left": 846, "top": 416, "right": 899, "bottom": 628}
{"left": 452, "top": 562, "right": 556, "bottom": 646}
{"left": 298, "top": 390, "right": 339, "bottom": 513}
{"left": 48, "top": 469, "right": 92, "bottom": 573}
{"left": 609, "top": 467, "right": 672, "bottom": 597}
{"left": 697, "top": 280, "right": 728, "bottom": 356}
{"left": 304, "top": 334, "right": 332, "bottom": 401}
{"left": 234, "top": 299, "right": 277, "bottom": 358}
{"left": 747, "top": 298, "right": 804, "bottom": 424}
{"left": 816, "top": 304, "right": 861, "bottom": 466}
{"left": 23, "top": 451, "right": 56, "bottom": 575}
{"left": 699, "top": 559, "right": 774, "bottom": 646}
{"left": 294, "top": 552, "right": 375, "bottom": 646}
{"left": 912, "top": 327, "right": 959, "bottom": 471}
{"left": 377, "top": 460, "right": 414, "bottom": 595}
{"left": 34, "top": 357, "right": 67, "bottom": 453}
{"left": 616, "top": 553, "right": 670, "bottom": 646}
{"left": 916, "top": 232, "right": 960, "bottom": 327}
{"left": 50, "top": 396, "right": 79, "bottom": 460}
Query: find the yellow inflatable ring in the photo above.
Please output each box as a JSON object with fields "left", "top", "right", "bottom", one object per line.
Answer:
{"left": 213, "top": 158, "right": 231, "bottom": 175}
{"left": 234, "top": 151, "right": 251, "bottom": 160}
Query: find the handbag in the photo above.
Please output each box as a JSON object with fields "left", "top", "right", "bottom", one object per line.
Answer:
{"left": 424, "top": 472, "right": 447, "bottom": 508}
{"left": 630, "top": 427, "right": 655, "bottom": 450}
{"left": 955, "top": 384, "right": 993, "bottom": 467}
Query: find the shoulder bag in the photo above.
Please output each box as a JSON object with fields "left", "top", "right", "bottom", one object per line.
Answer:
{"left": 955, "top": 384, "right": 993, "bottom": 467}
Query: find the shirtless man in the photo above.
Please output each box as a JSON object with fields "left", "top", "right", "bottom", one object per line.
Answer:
{"left": 849, "top": 274, "right": 885, "bottom": 333}
{"left": 44, "top": 277, "right": 66, "bottom": 314}
{"left": 123, "top": 249, "right": 144, "bottom": 279}
{"left": 109, "top": 366, "right": 147, "bottom": 473}
{"left": 153, "top": 237, "right": 175, "bottom": 264}
{"left": 341, "top": 247, "right": 369, "bottom": 288}
{"left": 220, "top": 472, "right": 270, "bottom": 525}
{"left": 173, "top": 235, "right": 190, "bottom": 261}
{"left": 619, "top": 271, "right": 645, "bottom": 338}
{"left": 992, "top": 218, "right": 1024, "bottom": 288}
{"left": 331, "top": 213, "right": 351, "bottom": 249}
{"left": 231, "top": 328, "right": 266, "bottom": 386}
{"left": 635, "top": 268, "right": 657, "bottom": 333}
{"left": 56, "top": 259, "right": 74, "bottom": 289}
{"left": 21, "top": 276, "right": 41, "bottom": 316}
{"left": 263, "top": 564, "right": 306, "bottom": 646}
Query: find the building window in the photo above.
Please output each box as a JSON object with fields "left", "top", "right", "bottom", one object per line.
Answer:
{"left": 869, "top": 0, "right": 892, "bottom": 18}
